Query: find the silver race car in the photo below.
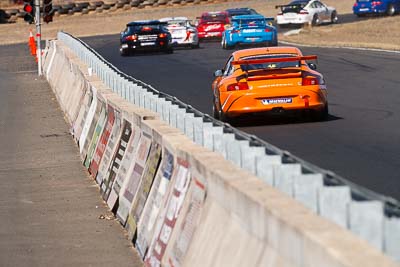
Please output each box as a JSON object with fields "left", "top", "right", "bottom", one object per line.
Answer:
{"left": 159, "top": 17, "right": 200, "bottom": 48}
{"left": 276, "top": 0, "right": 338, "bottom": 27}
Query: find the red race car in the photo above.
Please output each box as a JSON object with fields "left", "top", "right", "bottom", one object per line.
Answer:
{"left": 196, "top": 11, "right": 230, "bottom": 40}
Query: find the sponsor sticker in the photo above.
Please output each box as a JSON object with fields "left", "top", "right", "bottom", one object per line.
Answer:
{"left": 242, "top": 29, "right": 257, "bottom": 33}
{"left": 262, "top": 98, "right": 292, "bottom": 105}
{"left": 207, "top": 32, "right": 220, "bottom": 37}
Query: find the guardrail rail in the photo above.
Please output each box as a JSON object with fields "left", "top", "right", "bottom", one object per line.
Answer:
{"left": 56, "top": 31, "right": 400, "bottom": 262}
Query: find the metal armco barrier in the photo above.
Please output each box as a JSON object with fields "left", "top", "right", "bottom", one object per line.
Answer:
{"left": 47, "top": 31, "right": 400, "bottom": 264}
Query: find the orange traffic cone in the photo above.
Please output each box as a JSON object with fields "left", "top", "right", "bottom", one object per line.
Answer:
{"left": 28, "top": 29, "right": 36, "bottom": 57}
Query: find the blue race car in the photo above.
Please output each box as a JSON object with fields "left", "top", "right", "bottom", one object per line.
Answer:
{"left": 221, "top": 14, "right": 277, "bottom": 50}
{"left": 353, "top": 0, "right": 400, "bottom": 16}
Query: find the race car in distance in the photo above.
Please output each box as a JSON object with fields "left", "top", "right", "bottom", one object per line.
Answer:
{"left": 159, "top": 17, "right": 199, "bottom": 48}
{"left": 225, "top": 7, "right": 259, "bottom": 17}
{"left": 119, "top": 20, "right": 173, "bottom": 56}
{"left": 353, "top": 0, "right": 400, "bottom": 16}
{"left": 276, "top": 0, "right": 338, "bottom": 27}
{"left": 212, "top": 46, "right": 328, "bottom": 123}
{"left": 196, "top": 11, "right": 230, "bottom": 40}
{"left": 221, "top": 14, "right": 278, "bottom": 49}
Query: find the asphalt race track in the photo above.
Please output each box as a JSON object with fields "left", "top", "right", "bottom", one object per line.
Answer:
{"left": 82, "top": 35, "right": 400, "bottom": 201}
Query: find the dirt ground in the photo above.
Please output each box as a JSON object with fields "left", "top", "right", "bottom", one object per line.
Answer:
{"left": 0, "top": 0, "right": 399, "bottom": 51}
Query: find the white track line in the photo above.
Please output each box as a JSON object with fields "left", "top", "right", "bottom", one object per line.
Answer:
{"left": 279, "top": 40, "right": 400, "bottom": 54}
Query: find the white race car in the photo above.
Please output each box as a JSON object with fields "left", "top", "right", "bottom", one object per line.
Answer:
{"left": 276, "top": 0, "right": 338, "bottom": 27}
{"left": 159, "top": 17, "right": 200, "bottom": 48}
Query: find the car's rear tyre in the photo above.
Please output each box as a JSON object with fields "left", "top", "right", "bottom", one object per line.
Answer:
{"left": 213, "top": 100, "right": 231, "bottom": 123}
{"left": 221, "top": 35, "right": 233, "bottom": 50}
{"left": 120, "top": 48, "right": 128, "bottom": 56}
{"left": 219, "top": 110, "right": 230, "bottom": 123}
{"left": 191, "top": 43, "right": 200, "bottom": 49}
{"left": 312, "top": 14, "right": 320, "bottom": 26}
{"left": 164, "top": 48, "right": 173, "bottom": 54}
{"left": 212, "top": 104, "right": 220, "bottom": 120}
{"left": 312, "top": 104, "right": 329, "bottom": 121}
{"left": 221, "top": 36, "right": 227, "bottom": 49}
{"left": 331, "top": 11, "right": 338, "bottom": 24}
{"left": 269, "top": 38, "right": 278, "bottom": 47}
{"left": 387, "top": 4, "right": 395, "bottom": 16}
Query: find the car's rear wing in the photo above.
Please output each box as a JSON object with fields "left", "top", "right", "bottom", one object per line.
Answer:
{"left": 276, "top": 4, "right": 294, "bottom": 8}
{"left": 232, "top": 55, "right": 317, "bottom": 66}
{"left": 231, "top": 16, "right": 275, "bottom": 26}
{"left": 275, "top": 4, "right": 306, "bottom": 12}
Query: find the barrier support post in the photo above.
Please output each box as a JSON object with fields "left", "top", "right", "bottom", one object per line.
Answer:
{"left": 35, "top": 0, "right": 42, "bottom": 76}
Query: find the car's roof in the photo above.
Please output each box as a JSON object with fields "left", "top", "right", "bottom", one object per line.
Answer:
{"left": 127, "top": 20, "right": 166, "bottom": 26}
{"left": 159, "top": 16, "right": 189, "bottom": 22}
{"left": 201, "top": 11, "right": 228, "bottom": 16}
{"left": 226, "top": 7, "right": 254, "bottom": 12}
{"left": 289, "top": 0, "right": 310, "bottom": 5}
{"left": 232, "top": 47, "right": 302, "bottom": 60}
{"left": 231, "top": 14, "right": 265, "bottom": 20}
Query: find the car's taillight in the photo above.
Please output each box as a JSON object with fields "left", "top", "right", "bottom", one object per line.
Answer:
{"left": 125, "top": 35, "right": 137, "bottom": 41}
{"left": 265, "top": 28, "right": 272, "bottom": 32}
{"left": 302, "top": 76, "right": 319, "bottom": 86}
{"left": 227, "top": 82, "right": 249, "bottom": 91}
{"left": 231, "top": 29, "right": 240, "bottom": 34}
{"left": 299, "top": 10, "right": 309, "bottom": 15}
{"left": 158, "top": 33, "right": 168, "bottom": 38}
{"left": 353, "top": 2, "right": 358, "bottom": 7}
{"left": 372, "top": 1, "right": 382, "bottom": 5}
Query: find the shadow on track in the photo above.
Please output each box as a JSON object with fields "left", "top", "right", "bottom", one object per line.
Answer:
{"left": 228, "top": 113, "right": 343, "bottom": 128}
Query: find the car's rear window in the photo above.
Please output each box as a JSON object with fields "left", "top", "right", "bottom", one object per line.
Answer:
{"left": 282, "top": 4, "right": 306, "bottom": 13}
{"left": 280, "top": 0, "right": 309, "bottom": 13}
{"left": 167, "top": 20, "right": 187, "bottom": 26}
{"left": 233, "top": 18, "right": 266, "bottom": 27}
{"left": 128, "top": 24, "right": 163, "bottom": 34}
{"left": 240, "top": 54, "right": 300, "bottom": 70}
{"left": 201, "top": 14, "right": 227, "bottom": 22}
{"left": 227, "top": 10, "right": 253, "bottom": 16}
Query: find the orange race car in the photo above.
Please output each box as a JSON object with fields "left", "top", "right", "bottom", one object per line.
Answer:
{"left": 212, "top": 46, "right": 328, "bottom": 123}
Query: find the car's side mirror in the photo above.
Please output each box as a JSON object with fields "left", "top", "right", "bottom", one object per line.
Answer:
{"left": 308, "top": 63, "right": 317, "bottom": 70}
{"left": 214, "top": 70, "right": 223, "bottom": 77}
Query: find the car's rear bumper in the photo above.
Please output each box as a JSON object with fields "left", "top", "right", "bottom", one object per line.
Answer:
{"left": 171, "top": 37, "right": 199, "bottom": 46}
{"left": 227, "top": 36, "right": 277, "bottom": 46}
{"left": 353, "top": 6, "right": 387, "bottom": 14}
{"left": 228, "top": 40, "right": 278, "bottom": 47}
{"left": 198, "top": 31, "right": 223, "bottom": 39}
{"left": 120, "top": 41, "right": 171, "bottom": 52}
{"left": 226, "top": 103, "right": 326, "bottom": 117}
{"left": 221, "top": 90, "right": 327, "bottom": 117}
{"left": 276, "top": 15, "right": 310, "bottom": 25}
